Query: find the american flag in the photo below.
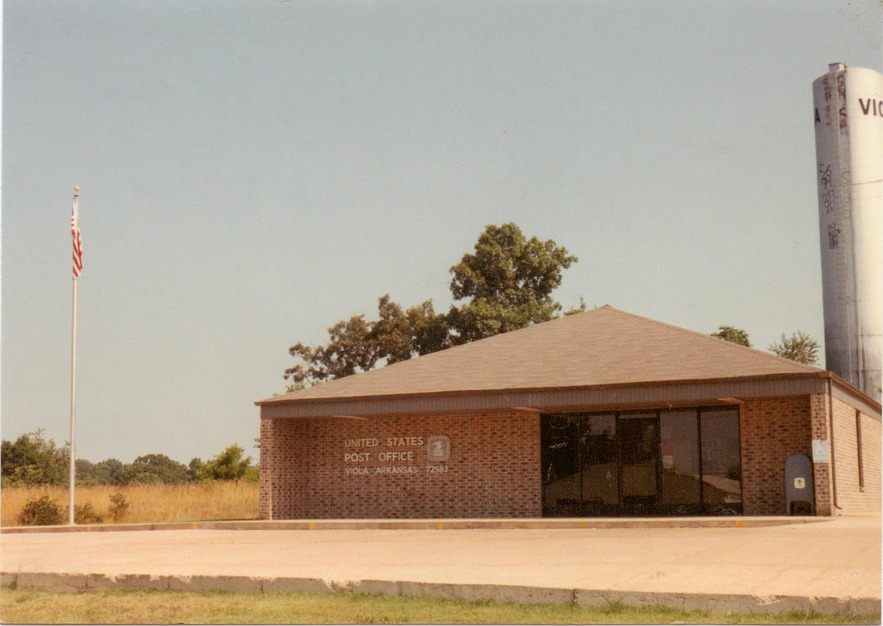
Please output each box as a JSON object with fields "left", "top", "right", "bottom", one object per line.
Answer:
{"left": 71, "top": 212, "right": 83, "bottom": 278}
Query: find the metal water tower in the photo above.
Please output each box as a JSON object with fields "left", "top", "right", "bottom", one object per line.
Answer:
{"left": 812, "top": 63, "right": 883, "bottom": 402}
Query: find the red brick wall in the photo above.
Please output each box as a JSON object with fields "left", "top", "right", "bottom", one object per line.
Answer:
{"left": 809, "top": 393, "right": 834, "bottom": 516}
{"left": 831, "top": 397, "right": 882, "bottom": 514}
{"left": 739, "top": 393, "right": 881, "bottom": 516}
{"left": 740, "top": 397, "right": 813, "bottom": 515}
{"left": 259, "top": 417, "right": 309, "bottom": 520}
{"left": 261, "top": 396, "right": 878, "bottom": 519}
{"left": 260, "top": 411, "right": 541, "bottom": 519}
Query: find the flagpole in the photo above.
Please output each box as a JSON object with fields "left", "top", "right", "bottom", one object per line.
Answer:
{"left": 69, "top": 186, "right": 80, "bottom": 525}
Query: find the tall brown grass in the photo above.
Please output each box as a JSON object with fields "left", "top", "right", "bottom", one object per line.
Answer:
{"left": 0, "top": 482, "right": 259, "bottom": 527}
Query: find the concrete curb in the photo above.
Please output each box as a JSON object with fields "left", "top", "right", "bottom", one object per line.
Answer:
{"left": 0, "top": 516, "right": 825, "bottom": 534}
{"left": 2, "top": 571, "right": 879, "bottom": 618}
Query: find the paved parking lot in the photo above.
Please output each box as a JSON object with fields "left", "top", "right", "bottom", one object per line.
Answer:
{"left": 1, "top": 515, "right": 880, "bottom": 615}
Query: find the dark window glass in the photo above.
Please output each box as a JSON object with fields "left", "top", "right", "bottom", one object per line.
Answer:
{"left": 619, "top": 414, "right": 657, "bottom": 464}
{"left": 618, "top": 415, "right": 658, "bottom": 511}
{"left": 700, "top": 410, "right": 741, "bottom": 508}
{"left": 541, "top": 414, "right": 581, "bottom": 516}
{"left": 580, "top": 415, "right": 618, "bottom": 509}
{"left": 659, "top": 410, "right": 701, "bottom": 508}
{"left": 542, "top": 408, "right": 742, "bottom": 517}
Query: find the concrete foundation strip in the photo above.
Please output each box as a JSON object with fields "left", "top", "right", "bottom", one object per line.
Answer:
{"left": 2, "top": 571, "right": 879, "bottom": 617}
{"left": 0, "top": 516, "right": 825, "bottom": 534}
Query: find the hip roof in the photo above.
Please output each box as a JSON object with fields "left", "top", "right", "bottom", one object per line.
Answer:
{"left": 257, "top": 306, "right": 878, "bottom": 418}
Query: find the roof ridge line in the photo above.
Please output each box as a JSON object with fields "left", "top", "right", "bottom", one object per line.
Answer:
{"left": 398, "top": 304, "right": 611, "bottom": 356}
{"left": 606, "top": 307, "right": 825, "bottom": 373}
{"left": 270, "top": 307, "right": 605, "bottom": 401}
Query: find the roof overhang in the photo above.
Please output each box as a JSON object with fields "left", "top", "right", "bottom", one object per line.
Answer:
{"left": 258, "top": 372, "right": 874, "bottom": 420}
{"left": 829, "top": 375, "right": 882, "bottom": 418}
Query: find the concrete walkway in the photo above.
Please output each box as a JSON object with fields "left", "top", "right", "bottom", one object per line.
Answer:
{"left": 1, "top": 516, "right": 880, "bottom": 616}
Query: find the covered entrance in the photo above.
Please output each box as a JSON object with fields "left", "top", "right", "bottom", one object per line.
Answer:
{"left": 541, "top": 408, "right": 742, "bottom": 516}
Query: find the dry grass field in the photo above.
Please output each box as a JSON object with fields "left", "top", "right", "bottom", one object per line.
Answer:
{"left": 0, "top": 481, "right": 259, "bottom": 527}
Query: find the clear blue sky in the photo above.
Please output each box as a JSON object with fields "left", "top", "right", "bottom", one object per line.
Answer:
{"left": 2, "top": 0, "right": 881, "bottom": 465}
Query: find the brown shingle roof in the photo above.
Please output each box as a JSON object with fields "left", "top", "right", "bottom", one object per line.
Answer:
{"left": 258, "top": 306, "right": 823, "bottom": 411}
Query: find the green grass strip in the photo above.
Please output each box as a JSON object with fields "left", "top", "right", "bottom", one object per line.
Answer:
{"left": 1, "top": 589, "right": 879, "bottom": 624}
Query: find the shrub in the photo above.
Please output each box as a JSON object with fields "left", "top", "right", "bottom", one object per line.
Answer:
{"left": 108, "top": 492, "right": 130, "bottom": 522}
{"left": 17, "top": 495, "right": 64, "bottom": 526}
{"left": 197, "top": 444, "right": 252, "bottom": 482}
{"left": 74, "top": 502, "right": 103, "bottom": 524}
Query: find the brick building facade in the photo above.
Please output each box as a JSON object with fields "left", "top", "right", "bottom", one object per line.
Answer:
{"left": 261, "top": 411, "right": 541, "bottom": 519}
{"left": 258, "top": 307, "right": 881, "bottom": 519}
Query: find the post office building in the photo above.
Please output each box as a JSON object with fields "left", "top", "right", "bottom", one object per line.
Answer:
{"left": 256, "top": 306, "right": 880, "bottom": 519}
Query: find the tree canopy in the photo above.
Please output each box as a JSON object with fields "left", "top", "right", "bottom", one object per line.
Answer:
{"left": 196, "top": 444, "right": 252, "bottom": 482}
{"left": 0, "top": 430, "right": 67, "bottom": 486}
{"left": 124, "top": 454, "right": 193, "bottom": 484}
{"left": 1, "top": 433, "right": 258, "bottom": 488}
{"left": 446, "top": 223, "right": 579, "bottom": 344}
{"left": 712, "top": 325, "right": 821, "bottom": 366}
{"left": 285, "top": 296, "right": 448, "bottom": 386}
{"left": 711, "top": 325, "right": 752, "bottom": 347}
{"left": 769, "top": 331, "right": 819, "bottom": 365}
{"left": 76, "top": 458, "right": 128, "bottom": 486}
{"left": 284, "top": 223, "right": 579, "bottom": 388}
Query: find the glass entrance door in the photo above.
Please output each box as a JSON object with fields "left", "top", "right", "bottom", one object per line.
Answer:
{"left": 618, "top": 416, "right": 659, "bottom": 514}
{"left": 579, "top": 414, "right": 618, "bottom": 515}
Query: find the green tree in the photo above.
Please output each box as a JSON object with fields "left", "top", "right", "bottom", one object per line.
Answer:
{"left": 123, "top": 454, "right": 193, "bottom": 484}
{"left": 284, "top": 223, "right": 578, "bottom": 386}
{"left": 93, "top": 458, "right": 129, "bottom": 485}
{"left": 1, "top": 430, "right": 67, "bottom": 486}
{"left": 75, "top": 459, "right": 100, "bottom": 485}
{"left": 372, "top": 295, "right": 449, "bottom": 363}
{"left": 75, "top": 458, "right": 129, "bottom": 486}
{"left": 189, "top": 457, "right": 205, "bottom": 480}
{"left": 564, "top": 297, "right": 588, "bottom": 316}
{"left": 769, "top": 331, "right": 819, "bottom": 365}
{"left": 197, "top": 444, "right": 252, "bottom": 482}
{"left": 446, "top": 223, "right": 578, "bottom": 344}
{"left": 285, "top": 295, "right": 449, "bottom": 387}
{"left": 287, "top": 314, "right": 375, "bottom": 385}
{"left": 711, "top": 325, "right": 752, "bottom": 347}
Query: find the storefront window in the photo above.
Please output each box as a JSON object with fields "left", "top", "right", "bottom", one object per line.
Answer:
{"left": 580, "top": 415, "right": 618, "bottom": 512}
{"left": 541, "top": 407, "right": 741, "bottom": 516}
{"left": 541, "top": 414, "right": 581, "bottom": 516}
{"left": 618, "top": 415, "right": 658, "bottom": 513}
{"left": 700, "top": 409, "right": 742, "bottom": 511}
{"left": 660, "top": 410, "right": 701, "bottom": 510}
